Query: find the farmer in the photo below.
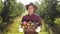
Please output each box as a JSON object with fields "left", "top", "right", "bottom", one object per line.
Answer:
{"left": 19, "top": 2, "right": 42, "bottom": 34}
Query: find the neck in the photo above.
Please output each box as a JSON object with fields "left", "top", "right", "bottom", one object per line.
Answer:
{"left": 29, "top": 13, "right": 34, "bottom": 16}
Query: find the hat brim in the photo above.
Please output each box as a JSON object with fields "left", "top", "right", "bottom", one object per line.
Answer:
{"left": 26, "top": 4, "right": 37, "bottom": 10}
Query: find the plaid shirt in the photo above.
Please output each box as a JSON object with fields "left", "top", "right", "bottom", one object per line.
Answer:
{"left": 21, "top": 14, "right": 42, "bottom": 26}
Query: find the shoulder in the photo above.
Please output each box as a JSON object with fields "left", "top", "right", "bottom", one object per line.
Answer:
{"left": 34, "top": 13, "right": 41, "bottom": 18}
{"left": 22, "top": 14, "right": 28, "bottom": 18}
{"left": 34, "top": 13, "right": 40, "bottom": 17}
{"left": 34, "top": 14, "right": 42, "bottom": 20}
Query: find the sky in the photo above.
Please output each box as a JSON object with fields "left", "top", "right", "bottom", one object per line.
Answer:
{"left": 2, "top": 0, "right": 42, "bottom": 5}
{"left": 17, "top": 0, "right": 42, "bottom": 5}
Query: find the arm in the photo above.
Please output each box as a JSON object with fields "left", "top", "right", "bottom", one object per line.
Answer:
{"left": 38, "top": 16, "right": 42, "bottom": 28}
{"left": 35, "top": 16, "right": 42, "bottom": 32}
{"left": 19, "top": 17, "right": 25, "bottom": 32}
{"left": 21, "top": 16, "right": 25, "bottom": 22}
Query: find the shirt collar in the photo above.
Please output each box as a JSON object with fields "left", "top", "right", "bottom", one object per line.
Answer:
{"left": 28, "top": 13, "right": 35, "bottom": 16}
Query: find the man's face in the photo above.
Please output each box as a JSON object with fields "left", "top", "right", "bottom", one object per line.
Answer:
{"left": 28, "top": 5, "right": 35, "bottom": 14}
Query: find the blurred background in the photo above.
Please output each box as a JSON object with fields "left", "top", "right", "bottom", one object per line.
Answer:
{"left": 0, "top": 0, "right": 60, "bottom": 34}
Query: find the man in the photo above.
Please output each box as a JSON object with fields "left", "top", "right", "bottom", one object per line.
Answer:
{"left": 19, "top": 2, "right": 42, "bottom": 34}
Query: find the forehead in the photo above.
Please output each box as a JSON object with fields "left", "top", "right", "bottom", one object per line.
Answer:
{"left": 28, "top": 5, "right": 35, "bottom": 8}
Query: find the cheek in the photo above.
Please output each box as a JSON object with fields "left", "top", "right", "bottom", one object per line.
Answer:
{"left": 31, "top": 9, "right": 34, "bottom": 11}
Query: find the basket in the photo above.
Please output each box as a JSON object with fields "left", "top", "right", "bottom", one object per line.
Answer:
{"left": 21, "top": 21, "right": 39, "bottom": 32}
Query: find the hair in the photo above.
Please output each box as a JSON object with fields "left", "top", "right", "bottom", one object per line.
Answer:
{"left": 26, "top": 2, "right": 37, "bottom": 10}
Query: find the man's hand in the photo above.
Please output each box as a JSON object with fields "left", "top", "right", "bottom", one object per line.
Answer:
{"left": 35, "top": 26, "right": 41, "bottom": 32}
{"left": 19, "top": 26, "right": 24, "bottom": 32}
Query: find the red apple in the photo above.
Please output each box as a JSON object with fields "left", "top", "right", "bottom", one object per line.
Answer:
{"left": 27, "top": 22, "right": 30, "bottom": 26}
{"left": 23, "top": 21, "right": 27, "bottom": 25}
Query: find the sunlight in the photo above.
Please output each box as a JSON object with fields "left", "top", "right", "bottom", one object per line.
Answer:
{"left": 17, "top": 0, "right": 42, "bottom": 5}
{"left": 2, "top": 0, "right": 42, "bottom": 5}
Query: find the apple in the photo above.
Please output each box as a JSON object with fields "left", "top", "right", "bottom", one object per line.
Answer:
{"left": 31, "top": 23, "right": 34, "bottom": 26}
{"left": 22, "top": 26, "right": 25, "bottom": 28}
{"left": 27, "top": 22, "right": 30, "bottom": 26}
{"left": 22, "top": 21, "right": 27, "bottom": 25}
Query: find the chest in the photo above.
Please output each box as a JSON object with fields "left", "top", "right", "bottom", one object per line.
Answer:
{"left": 25, "top": 16, "right": 38, "bottom": 22}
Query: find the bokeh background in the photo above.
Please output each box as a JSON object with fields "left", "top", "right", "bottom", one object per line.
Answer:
{"left": 0, "top": 0, "right": 60, "bottom": 34}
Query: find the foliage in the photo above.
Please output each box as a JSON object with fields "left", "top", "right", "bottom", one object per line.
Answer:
{"left": 35, "top": 0, "right": 60, "bottom": 34}
{"left": 0, "top": 0, "right": 26, "bottom": 33}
